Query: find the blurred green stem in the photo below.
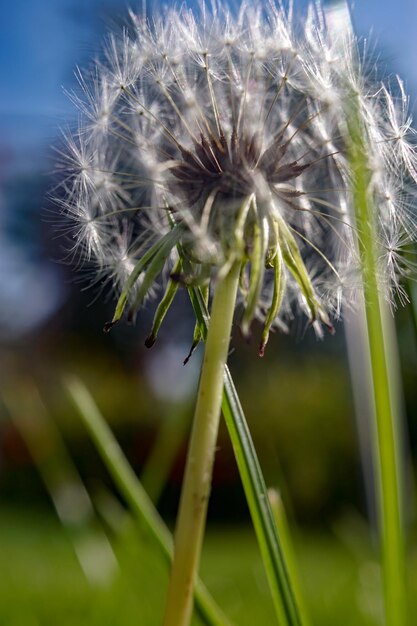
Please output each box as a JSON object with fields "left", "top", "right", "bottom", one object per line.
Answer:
{"left": 140, "top": 406, "right": 190, "bottom": 505}
{"left": 406, "top": 259, "right": 417, "bottom": 345}
{"left": 163, "top": 262, "right": 240, "bottom": 626}
{"left": 350, "top": 116, "right": 407, "bottom": 626}
{"left": 4, "top": 379, "right": 118, "bottom": 587}
{"left": 66, "top": 376, "right": 232, "bottom": 626}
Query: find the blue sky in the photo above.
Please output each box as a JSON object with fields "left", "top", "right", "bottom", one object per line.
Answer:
{"left": 353, "top": 0, "right": 417, "bottom": 88}
{"left": 1, "top": 0, "right": 416, "bottom": 130}
{"left": 0, "top": 0, "right": 122, "bottom": 160}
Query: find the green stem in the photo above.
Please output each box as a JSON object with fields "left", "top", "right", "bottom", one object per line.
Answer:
{"left": 351, "top": 120, "right": 407, "bottom": 626}
{"left": 163, "top": 262, "right": 241, "bottom": 626}
{"left": 65, "top": 376, "right": 232, "bottom": 626}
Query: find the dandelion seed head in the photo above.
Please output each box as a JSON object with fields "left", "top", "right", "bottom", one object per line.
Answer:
{"left": 58, "top": 1, "right": 417, "bottom": 351}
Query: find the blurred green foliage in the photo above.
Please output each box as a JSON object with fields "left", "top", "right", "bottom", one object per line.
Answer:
{"left": 8, "top": 306, "right": 416, "bottom": 524}
{"left": 0, "top": 297, "right": 416, "bottom": 624}
{"left": 1, "top": 336, "right": 358, "bottom": 522}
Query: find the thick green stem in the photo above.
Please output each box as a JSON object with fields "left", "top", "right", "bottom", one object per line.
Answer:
{"left": 351, "top": 121, "right": 407, "bottom": 626}
{"left": 163, "top": 262, "right": 241, "bottom": 626}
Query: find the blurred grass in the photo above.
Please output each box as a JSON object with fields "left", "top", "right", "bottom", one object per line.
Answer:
{"left": 1, "top": 341, "right": 415, "bottom": 625}
{"left": 1, "top": 507, "right": 416, "bottom": 626}
{"left": 1, "top": 346, "right": 361, "bottom": 522}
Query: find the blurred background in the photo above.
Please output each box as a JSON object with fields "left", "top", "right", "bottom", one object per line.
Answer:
{"left": 0, "top": 1, "right": 416, "bottom": 625}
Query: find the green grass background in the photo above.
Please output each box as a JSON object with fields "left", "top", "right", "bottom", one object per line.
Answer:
{"left": 1, "top": 507, "right": 416, "bottom": 626}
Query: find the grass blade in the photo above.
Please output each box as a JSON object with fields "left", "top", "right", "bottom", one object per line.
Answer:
{"left": 65, "top": 375, "right": 234, "bottom": 626}
{"left": 187, "top": 286, "right": 306, "bottom": 626}
{"left": 2, "top": 378, "right": 118, "bottom": 587}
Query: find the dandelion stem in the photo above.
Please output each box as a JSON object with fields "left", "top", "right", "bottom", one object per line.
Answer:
{"left": 350, "top": 115, "right": 407, "bottom": 626}
{"left": 162, "top": 261, "right": 241, "bottom": 626}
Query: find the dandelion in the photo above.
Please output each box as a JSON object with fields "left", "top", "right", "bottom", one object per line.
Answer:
{"left": 58, "top": 2, "right": 416, "bottom": 626}
{"left": 58, "top": 2, "right": 416, "bottom": 351}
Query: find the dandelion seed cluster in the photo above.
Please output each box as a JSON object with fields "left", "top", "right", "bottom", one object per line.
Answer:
{"left": 59, "top": 1, "right": 417, "bottom": 353}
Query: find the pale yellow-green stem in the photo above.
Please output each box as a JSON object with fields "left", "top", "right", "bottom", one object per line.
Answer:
{"left": 162, "top": 261, "right": 240, "bottom": 626}
{"left": 350, "top": 111, "right": 407, "bottom": 626}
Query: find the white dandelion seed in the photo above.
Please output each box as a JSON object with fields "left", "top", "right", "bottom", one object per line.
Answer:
{"left": 58, "top": 1, "right": 417, "bottom": 354}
